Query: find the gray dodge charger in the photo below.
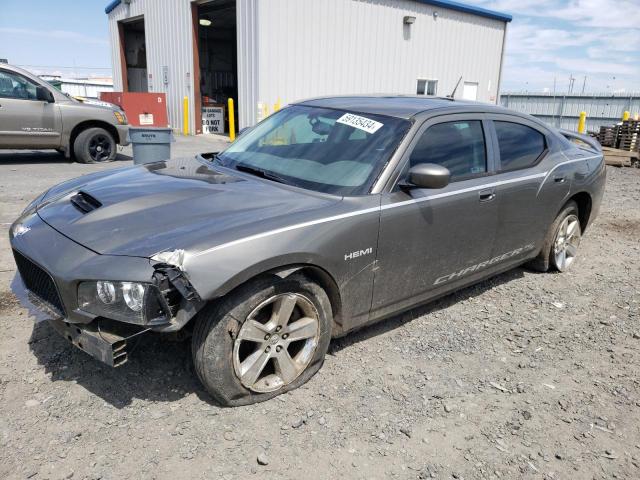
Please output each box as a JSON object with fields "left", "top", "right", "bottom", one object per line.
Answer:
{"left": 10, "top": 96, "right": 606, "bottom": 406}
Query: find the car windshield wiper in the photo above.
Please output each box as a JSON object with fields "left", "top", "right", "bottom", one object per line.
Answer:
{"left": 209, "top": 153, "right": 227, "bottom": 166}
{"left": 234, "top": 164, "right": 290, "bottom": 185}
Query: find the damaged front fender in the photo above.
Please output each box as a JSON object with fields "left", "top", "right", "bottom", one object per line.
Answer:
{"left": 150, "top": 259, "right": 204, "bottom": 332}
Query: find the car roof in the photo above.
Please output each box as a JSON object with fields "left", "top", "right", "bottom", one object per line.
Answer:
{"left": 294, "top": 95, "right": 509, "bottom": 120}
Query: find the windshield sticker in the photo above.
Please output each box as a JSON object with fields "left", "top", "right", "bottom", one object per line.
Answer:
{"left": 336, "top": 113, "right": 383, "bottom": 134}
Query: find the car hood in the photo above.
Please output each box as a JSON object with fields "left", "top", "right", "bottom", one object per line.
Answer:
{"left": 36, "top": 156, "right": 340, "bottom": 257}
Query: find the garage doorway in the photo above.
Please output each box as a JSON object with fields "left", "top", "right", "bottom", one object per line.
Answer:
{"left": 193, "top": 0, "right": 238, "bottom": 135}
{"left": 119, "top": 17, "right": 148, "bottom": 92}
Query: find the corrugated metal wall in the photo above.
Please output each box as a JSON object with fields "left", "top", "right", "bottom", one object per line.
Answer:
{"left": 500, "top": 94, "right": 640, "bottom": 132}
{"left": 256, "top": 0, "right": 505, "bottom": 110}
{"left": 108, "top": 0, "right": 196, "bottom": 132}
{"left": 108, "top": 0, "right": 506, "bottom": 132}
{"left": 237, "top": 0, "right": 259, "bottom": 128}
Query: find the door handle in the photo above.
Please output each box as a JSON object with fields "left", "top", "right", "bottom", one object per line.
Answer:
{"left": 478, "top": 188, "right": 496, "bottom": 203}
{"left": 554, "top": 176, "right": 566, "bottom": 183}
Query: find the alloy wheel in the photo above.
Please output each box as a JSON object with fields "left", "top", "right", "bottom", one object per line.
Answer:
{"left": 553, "top": 214, "right": 581, "bottom": 271}
{"left": 232, "top": 293, "right": 320, "bottom": 393}
{"left": 88, "top": 134, "right": 113, "bottom": 162}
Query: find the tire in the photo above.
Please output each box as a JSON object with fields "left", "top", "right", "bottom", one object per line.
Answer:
{"left": 73, "top": 127, "right": 116, "bottom": 164}
{"left": 526, "top": 201, "right": 581, "bottom": 272}
{"left": 192, "top": 274, "right": 332, "bottom": 406}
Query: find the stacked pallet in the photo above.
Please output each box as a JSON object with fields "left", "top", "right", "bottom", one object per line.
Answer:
{"left": 617, "top": 120, "right": 640, "bottom": 152}
{"left": 597, "top": 125, "right": 619, "bottom": 147}
{"left": 602, "top": 147, "right": 639, "bottom": 167}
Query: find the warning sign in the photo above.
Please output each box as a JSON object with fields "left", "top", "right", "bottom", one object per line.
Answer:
{"left": 202, "top": 106, "right": 225, "bottom": 134}
{"left": 139, "top": 113, "right": 154, "bottom": 125}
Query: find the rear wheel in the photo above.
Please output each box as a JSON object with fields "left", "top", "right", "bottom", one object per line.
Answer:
{"left": 73, "top": 127, "right": 116, "bottom": 163}
{"left": 527, "top": 201, "right": 581, "bottom": 272}
{"left": 192, "top": 274, "right": 332, "bottom": 406}
{"left": 551, "top": 213, "right": 581, "bottom": 272}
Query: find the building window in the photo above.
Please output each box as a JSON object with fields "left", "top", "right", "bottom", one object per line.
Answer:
{"left": 417, "top": 79, "right": 437, "bottom": 96}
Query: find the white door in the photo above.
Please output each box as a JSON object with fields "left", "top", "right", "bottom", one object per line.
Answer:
{"left": 462, "top": 82, "right": 479, "bottom": 101}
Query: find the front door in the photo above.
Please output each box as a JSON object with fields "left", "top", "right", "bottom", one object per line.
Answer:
{"left": 0, "top": 68, "right": 60, "bottom": 148}
{"left": 371, "top": 115, "right": 499, "bottom": 320}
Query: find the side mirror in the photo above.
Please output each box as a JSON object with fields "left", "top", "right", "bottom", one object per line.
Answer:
{"left": 406, "top": 163, "right": 450, "bottom": 189}
{"left": 36, "top": 86, "right": 54, "bottom": 103}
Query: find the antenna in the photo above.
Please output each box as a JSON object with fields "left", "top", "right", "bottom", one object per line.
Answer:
{"left": 447, "top": 76, "right": 463, "bottom": 99}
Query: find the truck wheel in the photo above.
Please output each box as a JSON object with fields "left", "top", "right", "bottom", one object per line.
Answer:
{"left": 73, "top": 127, "right": 116, "bottom": 163}
{"left": 192, "top": 274, "right": 332, "bottom": 406}
{"left": 526, "top": 201, "right": 581, "bottom": 272}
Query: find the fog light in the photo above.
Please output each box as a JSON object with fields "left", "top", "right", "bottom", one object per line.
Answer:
{"left": 122, "top": 282, "right": 145, "bottom": 312}
{"left": 96, "top": 281, "right": 116, "bottom": 304}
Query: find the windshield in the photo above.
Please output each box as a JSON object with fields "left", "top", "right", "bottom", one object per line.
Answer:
{"left": 215, "top": 105, "right": 410, "bottom": 195}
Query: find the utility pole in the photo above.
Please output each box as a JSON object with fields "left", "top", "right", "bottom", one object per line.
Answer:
{"left": 581, "top": 76, "right": 587, "bottom": 94}
{"left": 568, "top": 75, "right": 575, "bottom": 94}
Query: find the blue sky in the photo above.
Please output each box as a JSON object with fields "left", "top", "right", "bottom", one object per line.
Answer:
{"left": 0, "top": 0, "right": 111, "bottom": 79}
{"left": 1, "top": 0, "right": 638, "bottom": 93}
{"left": 477, "top": 0, "right": 640, "bottom": 93}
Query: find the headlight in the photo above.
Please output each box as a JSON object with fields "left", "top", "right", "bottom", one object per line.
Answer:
{"left": 77, "top": 281, "right": 169, "bottom": 325}
{"left": 114, "top": 110, "right": 127, "bottom": 125}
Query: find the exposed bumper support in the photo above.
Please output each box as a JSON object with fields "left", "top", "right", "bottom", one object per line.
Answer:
{"left": 48, "top": 318, "right": 149, "bottom": 367}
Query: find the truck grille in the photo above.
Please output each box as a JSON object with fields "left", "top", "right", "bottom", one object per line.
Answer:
{"left": 13, "top": 250, "right": 65, "bottom": 316}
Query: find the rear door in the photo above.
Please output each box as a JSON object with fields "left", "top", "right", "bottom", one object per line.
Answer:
{"left": 487, "top": 116, "right": 571, "bottom": 258}
{"left": 0, "top": 68, "right": 61, "bottom": 148}
{"left": 371, "top": 114, "right": 499, "bottom": 319}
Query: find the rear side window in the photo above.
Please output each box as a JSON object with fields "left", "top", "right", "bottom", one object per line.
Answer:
{"left": 409, "top": 120, "right": 486, "bottom": 181}
{"left": 495, "top": 121, "right": 546, "bottom": 171}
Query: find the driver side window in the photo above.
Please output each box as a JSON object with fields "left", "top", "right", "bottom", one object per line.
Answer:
{"left": 0, "top": 70, "right": 39, "bottom": 100}
{"left": 409, "top": 120, "right": 487, "bottom": 181}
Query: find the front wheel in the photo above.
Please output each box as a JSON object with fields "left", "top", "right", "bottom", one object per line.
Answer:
{"left": 192, "top": 274, "right": 332, "bottom": 406}
{"left": 73, "top": 127, "right": 116, "bottom": 163}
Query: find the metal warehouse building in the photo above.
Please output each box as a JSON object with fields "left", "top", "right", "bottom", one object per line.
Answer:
{"left": 105, "top": 0, "right": 511, "bottom": 133}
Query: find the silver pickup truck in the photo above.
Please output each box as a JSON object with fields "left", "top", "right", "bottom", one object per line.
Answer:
{"left": 0, "top": 63, "right": 129, "bottom": 163}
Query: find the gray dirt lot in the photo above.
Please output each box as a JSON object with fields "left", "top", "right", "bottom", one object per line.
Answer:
{"left": 0, "top": 147, "right": 638, "bottom": 479}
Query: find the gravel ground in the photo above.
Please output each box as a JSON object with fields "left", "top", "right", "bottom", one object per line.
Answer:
{"left": 0, "top": 157, "right": 638, "bottom": 480}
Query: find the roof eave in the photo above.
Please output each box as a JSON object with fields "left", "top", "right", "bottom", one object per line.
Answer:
{"left": 105, "top": 0, "right": 120, "bottom": 14}
{"left": 105, "top": 0, "right": 512, "bottom": 23}
{"left": 414, "top": 0, "right": 512, "bottom": 22}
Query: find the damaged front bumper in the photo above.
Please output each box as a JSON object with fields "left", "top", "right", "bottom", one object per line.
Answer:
{"left": 49, "top": 318, "right": 149, "bottom": 367}
{"left": 10, "top": 210, "right": 203, "bottom": 366}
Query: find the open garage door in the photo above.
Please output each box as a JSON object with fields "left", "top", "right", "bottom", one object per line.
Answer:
{"left": 192, "top": 0, "right": 238, "bottom": 135}
{"left": 118, "top": 17, "right": 148, "bottom": 93}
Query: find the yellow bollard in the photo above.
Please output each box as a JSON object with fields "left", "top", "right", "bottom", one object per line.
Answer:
{"left": 262, "top": 103, "right": 269, "bottom": 119}
{"left": 182, "top": 96, "right": 189, "bottom": 136}
{"left": 577, "top": 111, "right": 587, "bottom": 134}
{"left": 622, "top": 111, "right": 630, "bottom": 121}
{"left": 273, "top": 99, "right": 281, "bottom": 113}
{"left": 228, "top": 98, "right": 236, "bottom": 141}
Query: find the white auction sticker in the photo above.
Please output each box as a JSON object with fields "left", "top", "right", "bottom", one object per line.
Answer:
{"left": 336, "top": 113, "right": 383, "bottom": 134}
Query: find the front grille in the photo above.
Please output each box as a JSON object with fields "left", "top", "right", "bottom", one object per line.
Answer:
{"left": 13, "top": 250, "right": 65, "bottom": 316}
